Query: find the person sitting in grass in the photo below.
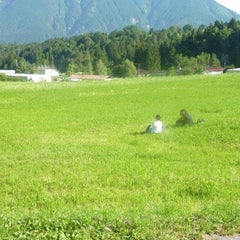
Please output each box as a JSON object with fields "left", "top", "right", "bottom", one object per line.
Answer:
{"left": 175, "top": 109, "right": 193, "bottom": 127}
{"left": 146, "top": 114, "right": 163, "bottom": 133}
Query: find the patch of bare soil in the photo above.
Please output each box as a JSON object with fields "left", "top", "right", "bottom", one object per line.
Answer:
{"left": 203, "top": 235, "right": 240, "bottom": 240}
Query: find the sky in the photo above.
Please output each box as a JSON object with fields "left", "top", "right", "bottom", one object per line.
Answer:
{"left": 215, "top": 0, "right": 240, "bottom": 14}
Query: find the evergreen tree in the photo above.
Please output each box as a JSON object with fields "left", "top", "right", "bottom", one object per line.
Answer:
{"left": 94, "top": 59, "right": 108, "bottom": 75}
{"left": 145, "top": 44, "right": 161, "bottom": 72}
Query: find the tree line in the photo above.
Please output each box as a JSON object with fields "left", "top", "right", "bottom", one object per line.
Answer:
{"left": 0, "top": 18, "right": 240, "bottom": 77}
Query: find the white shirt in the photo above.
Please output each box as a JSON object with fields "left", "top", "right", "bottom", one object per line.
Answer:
{"left": 151, "top": 120, "right": 163, "bottom": 133}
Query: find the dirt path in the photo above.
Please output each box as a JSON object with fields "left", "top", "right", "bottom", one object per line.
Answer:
{"left": 203, "top": 235, "right": 240, "bottom": 240}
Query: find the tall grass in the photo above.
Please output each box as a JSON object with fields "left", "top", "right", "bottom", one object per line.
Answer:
{"left": 0, "top": 74, "right": 240, "bottom": 239}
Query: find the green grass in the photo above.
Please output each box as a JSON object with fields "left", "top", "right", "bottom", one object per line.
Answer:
{"left": 0, "top": 74, "right": 240, "bottom": 239}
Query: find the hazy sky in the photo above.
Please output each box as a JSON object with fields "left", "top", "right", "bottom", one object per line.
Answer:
{"left": 215, "top": 0, "right": 240, "bottom": 14}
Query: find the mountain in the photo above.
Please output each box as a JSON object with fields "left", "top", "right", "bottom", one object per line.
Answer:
{"left": 0, "top": 0, "right": 240, "bottom": 43}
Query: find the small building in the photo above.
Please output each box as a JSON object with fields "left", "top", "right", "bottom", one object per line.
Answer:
{"left": 70, "top": 74, "right": 110, "bottom": 81}
{"left": 226, "top": 68, "right": 240, "bottom": 73}
{"left": 0, "top": 68, "right": 59, "bottom": 82}
{"left": 205, "top": 67, "right": 224, "bottom": 75}
{"left": 0, "top": 70, "right": 15, "bottom": 75}
{"left": 38, "top": 67, "right": 59, "bottom": 77}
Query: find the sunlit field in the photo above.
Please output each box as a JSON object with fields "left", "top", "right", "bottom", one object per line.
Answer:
{"left": 0, "top": 74, "right": 240, "bottom": 239}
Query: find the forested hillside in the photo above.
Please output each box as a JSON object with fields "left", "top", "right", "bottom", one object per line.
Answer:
{"left": 0, "top": 0, "right": 239, "bottom": 43}
{"left": 0, "top": 19, "right": 240, "bottom": 77}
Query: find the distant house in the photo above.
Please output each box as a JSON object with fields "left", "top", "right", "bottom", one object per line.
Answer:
{"left": 225, "top": 68, "right": 240, "bottom": 73}
{"left": 0, "top": 70, "right": 15, "bottom": 75}
{"left": 0, "top": 68, "right": 59, "bottom": 82}
{"left": 39, "top": 68, "right": 60, "bottom": 77}
{"left": 70, "top": 74, "right": 110, "bottom": 81}
{"left": 205, "top": 67, "right": 224, "bottom": 75}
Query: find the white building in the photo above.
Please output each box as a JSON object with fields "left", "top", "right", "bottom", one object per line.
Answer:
{"left": 226, "top": 68, "right": 240, "bottom": 73}
{"left": 0, "top": 70, "right": 15, "bottom": 75}
{"left": 0, "top": 68, "right": 59, "bottom": 82}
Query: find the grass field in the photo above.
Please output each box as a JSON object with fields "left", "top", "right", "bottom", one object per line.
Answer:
{"left": 0, "top": 74, "right": 240, "bottom": 239}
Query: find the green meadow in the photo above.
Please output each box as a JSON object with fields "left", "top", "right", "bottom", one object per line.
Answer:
{"left": 0, "top": 74, "right": 239, "bottom": 239}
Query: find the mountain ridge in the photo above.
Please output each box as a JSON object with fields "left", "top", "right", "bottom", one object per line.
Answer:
{"left": 0, "top": 0, "right": 240, "bottom": 43}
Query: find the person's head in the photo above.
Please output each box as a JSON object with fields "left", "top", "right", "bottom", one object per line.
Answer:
{"left": 156, "top": 114, "right": 161, "bottom": 120}
{"left": 180, "top": 109, "right": 187, "bottom": 116}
